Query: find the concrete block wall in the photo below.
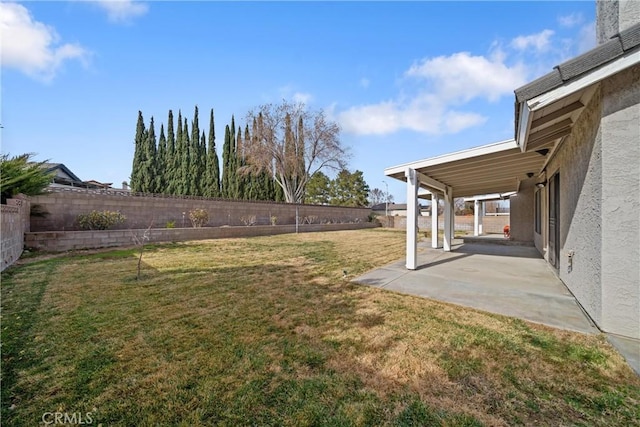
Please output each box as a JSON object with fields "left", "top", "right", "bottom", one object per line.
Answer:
{"left": 29, "top": 187, "right": 371, "bottom": 231}
{"left": 24, "top": 222, "right": 378, "bottom": 252}
{"left": 1, "top": 197, "right": 30, "bottom": 271}
{"left": 390, "top": 215, "right": 509, "bottom": 234}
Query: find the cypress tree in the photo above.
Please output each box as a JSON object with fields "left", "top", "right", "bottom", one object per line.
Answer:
{"left": 181, "top": 118, "right": 190, "bottom": 195}
{"left": 235, "top": 127, "right": 245, "bottom": 199}
{"left": 166, "top": 110, "right": 177, "bottom": 194}
{"left": 204, "top": 108, "right": 221, "bottom": 198}
{"left": 130, "top": 111, "right": 146, "bottom": 192}
{"left": 198, "top": 131, "right": 207, "bottom": 196}
{"left": 229, "top": 116, "right": 237, "bottom": 199}
{"left": 189, "top": 106, "right": 201, "bottom": 196}
{"left": 274, "top": 178, "right": 285, "bottom": 202}
{"left": 175, "top": 111, "right": 185, "bottom": 194}
{"left": 139, "top": 117, "right": 157, "bottom": 193}
{"left": 222, "top": 124, "right": 231, "bottom": 198}
{"left": 242, "top": 124, "right": 255, "bottom": 200}
{"left": 157, "top": 124, "right": 167, "bottom": 193}
{"left": 199, "top": 130, "right": 207, "bottom": 190}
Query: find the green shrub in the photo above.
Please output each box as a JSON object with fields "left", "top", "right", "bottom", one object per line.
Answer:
{"left": 165, "top": 220, "right": 175, "bottom": 229}
{"left": 77, "top": 210, "right": 126, "bottom": 230}
{"left": 189, "top": 209, "right": 209, "bottom": 228}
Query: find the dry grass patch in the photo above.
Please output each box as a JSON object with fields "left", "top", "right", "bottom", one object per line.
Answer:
{"left": 2, "top": 229, "right": 639, "bottom": 426}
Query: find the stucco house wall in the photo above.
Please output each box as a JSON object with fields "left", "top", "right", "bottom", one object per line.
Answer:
{"left": 541, "top": 64, "right": 640, "bottom": 339}
{"left": 533, "top": 186, "right": 547, "bottom": 258}
{"left": 509, "top": 178, "right": 535, "bottom": 243}
{"left": 543, "top": 82, "right": 604, "bottom": 330}
{"left": 600, "top": 64, "right": 640, "bottom": 339}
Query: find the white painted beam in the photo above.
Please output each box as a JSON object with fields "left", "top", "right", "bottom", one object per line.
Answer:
{"left": 416, "top": 171, "right": 447, "bottom": 194}
{"left": 384, "top": 139, "right": 518, "bottom": 176}
{"left": 405, "top": 168, "right": 418, "bottom": 270}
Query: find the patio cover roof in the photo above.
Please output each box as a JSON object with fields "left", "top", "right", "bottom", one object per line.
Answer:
{"left": 384, "top": 139, "right": 552, "bottom": 199}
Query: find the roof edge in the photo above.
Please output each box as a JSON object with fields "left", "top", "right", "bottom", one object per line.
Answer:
{"left": 384, "top": 139, "right": 518, "bottom": 177}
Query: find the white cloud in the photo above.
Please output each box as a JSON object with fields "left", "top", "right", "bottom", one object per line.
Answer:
{"left": 558, "top": 12, "right": 583, "bottom": 28}
{"left": 337, "top": 20, "right": 595, "bottom": 137}
{"left": 359, "top": 77, "right": 370, "bottom": 89}
{"left": 338, "top": 51, "right": 523, "bottom": 136}
{"left": 406, "top": 52, "right": 527, "bottom": 103}
{"left": 0, "top": 2, "right": 89, "bottom": 82}
{"left": 339, "top": 95, "right": 487, "bottom": 136}
{"left": 510, "top": 29, "right": 555, "bottom": 52}
{"left": 95, "top": 0, "right": 148, "bottom": 23}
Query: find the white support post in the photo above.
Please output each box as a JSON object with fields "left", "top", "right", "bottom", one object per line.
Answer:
{"left": 473, "top": 199, "right": 483, "bottom": 236}
{"left": 450, "top": 196, "right": 455, "bottom": 243}
{"left": 405, "top": 168, "right": 418, "bottom": 270}
{"left": 431, "top": 194, "right": 439, "bottom": 248}
{"left": 443, "top": 187, "right": 453, "bottom": 252}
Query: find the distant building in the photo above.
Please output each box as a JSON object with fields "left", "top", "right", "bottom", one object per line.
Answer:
{"left": 43, "top": 163, "right": 114, "bottom": 190}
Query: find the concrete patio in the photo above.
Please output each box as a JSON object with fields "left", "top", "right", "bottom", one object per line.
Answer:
{"left": 354, "top": 239, "right": 598, "bottom": 334}
{"left": 354, "top": 239, "right": 640, "bottom": 374}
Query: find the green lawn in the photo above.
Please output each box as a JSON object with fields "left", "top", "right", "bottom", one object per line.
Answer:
{"left": 2, "top": 229, "right": 638, "bottom": 426}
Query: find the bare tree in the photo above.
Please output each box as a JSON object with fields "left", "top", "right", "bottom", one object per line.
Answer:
{"left": 244, "top": 100, "right": 349, "bottom": 203}
{"left": 131, "top": 223, "right": 152, "bottom": 280}
{"left": 368, "top": 188, "right": 385, "bottom": 207}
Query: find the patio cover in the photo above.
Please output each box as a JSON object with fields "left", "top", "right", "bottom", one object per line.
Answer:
{"left": 384, "top": 139, "right": 552, "bottom": 268}
{"left": 385, "top": 23, "right": 640, "bottom": 270}
{"left": 384, "top": 139, "right": 552, "bottom": 199}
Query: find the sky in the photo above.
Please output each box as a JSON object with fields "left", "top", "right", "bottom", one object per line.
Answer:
{"left": 1, "top": 0, "right": 596, "bottom": 203}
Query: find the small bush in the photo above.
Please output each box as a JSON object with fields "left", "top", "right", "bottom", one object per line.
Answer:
{"left": 165, "top": 220, "right": 175, "bottom": 229}
{"left": 270, "top": 215, "right": 277, "bottom": 226}
{"left": 189, "top": 209, "right": 209, "bottom": 228}
{"left": 77, "top": 210, "right": 126, "bottom": 230}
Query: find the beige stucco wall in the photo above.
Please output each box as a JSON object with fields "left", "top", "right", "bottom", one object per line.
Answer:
{"left": 509, "top": 178, "right": 535, "bottom": 243}
{"left": 541, "top": 64, "right": 639, "bottom": 339}
{"left": 533, "top": 186, "right": 547, "bottom": 258}
{"left": 544, "top": 82, "right": 604, "bottom": 331}
{"left": 600, "top": 64, "right": 640, "bottom": 339}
